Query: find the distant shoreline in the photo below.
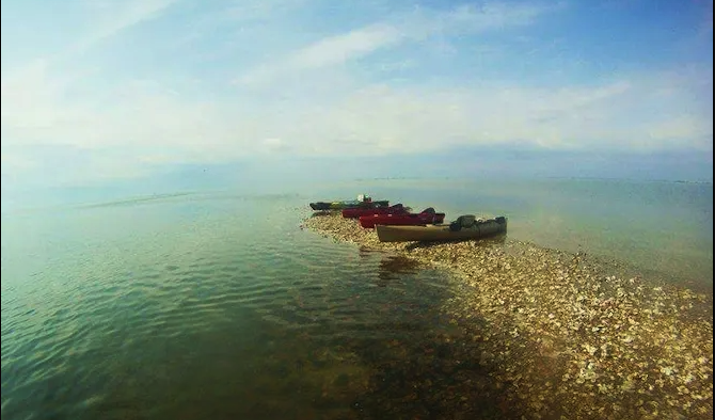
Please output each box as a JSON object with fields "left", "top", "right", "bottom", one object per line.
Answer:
{"left": 350, "top": 176, "right": 715, "bottom": 184}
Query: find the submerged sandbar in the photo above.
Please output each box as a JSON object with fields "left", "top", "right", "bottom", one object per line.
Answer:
{"left": 302, "top": 212, "right": 713, "bottom": 420}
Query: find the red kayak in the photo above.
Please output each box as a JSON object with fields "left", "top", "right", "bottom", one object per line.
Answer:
{"left": 342, "top": 203, "right": 408, "bottom": 219}
{"left": 359, "top": 208, "right": 445, "bottom": 229}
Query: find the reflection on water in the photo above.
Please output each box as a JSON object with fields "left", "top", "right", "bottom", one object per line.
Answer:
{"left": 2, "top": 182, "right": 712, "bottom": 420}
{"left": 339, "top": 178, "right": 713, "bottom": 289}
{"left": 1, "top": 194, "right": 525, "bottom": 420}
{"left": 376, "top": 255, "right": 422, "bottom": 286}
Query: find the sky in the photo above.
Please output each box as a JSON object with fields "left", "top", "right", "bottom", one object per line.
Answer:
{"left": 1, "top": 0, "right": 713, "bottom": 198}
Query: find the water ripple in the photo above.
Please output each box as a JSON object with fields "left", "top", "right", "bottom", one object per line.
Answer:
{"left": 1, "top": 198, "right": 458, "bottom": 420}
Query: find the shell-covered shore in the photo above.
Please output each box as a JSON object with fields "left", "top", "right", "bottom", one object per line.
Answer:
{"left": 302, "top": 211, "right": 714, "bottom": 420}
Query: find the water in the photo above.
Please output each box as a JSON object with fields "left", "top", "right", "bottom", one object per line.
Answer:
{"left": 1, "top": 193, "right": 470, "bottom": 419}
{"left": 318, "top": 177, "right": 714, "bottom": 291}
{"left": 1, "top": 178, "right": 713, "bottom": 419}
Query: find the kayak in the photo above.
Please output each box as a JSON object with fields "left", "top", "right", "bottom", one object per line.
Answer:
{"left": 375, "top": 215, "right": 507, "bottom": 242}
{"left": 342, "top": 204, "right": 408, "bottom": 219}
{"left": 310, "top": 200, "right": 389, "bottom": 211}
{"left": 359, "top": 208, "right": 445, "bottom": 229}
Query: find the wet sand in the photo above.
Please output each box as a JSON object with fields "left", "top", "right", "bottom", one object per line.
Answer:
{"left": 302, "top": 211, "right": 713, "bottom": 420}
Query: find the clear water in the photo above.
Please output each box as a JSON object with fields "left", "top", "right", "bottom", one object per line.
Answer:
{"left": 318, "top": 178, "right": 713, "bottom": 290}
{"left": 1, "top": 178, "right": 712, "bottom": 419}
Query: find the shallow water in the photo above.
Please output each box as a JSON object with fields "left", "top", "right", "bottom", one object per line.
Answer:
{"left": 2, "top": 193, "right": 486, "bottom": 419}
{"left": 318, "top": 178, "right": 714, "bottom": 291}
{"left": 1, "top": 179, "right": 712, "bottom": 419}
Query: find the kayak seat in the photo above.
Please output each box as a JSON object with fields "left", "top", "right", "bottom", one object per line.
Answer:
{"left": 459, "top": 215, "right": 476, "bottom": 227}
{"left": 449, "top": 215, "right": 477, "bottom": 231}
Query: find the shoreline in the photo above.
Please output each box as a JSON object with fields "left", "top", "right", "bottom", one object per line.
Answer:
{"left": 302, "top": 211, "right": 714, "bottom": 419}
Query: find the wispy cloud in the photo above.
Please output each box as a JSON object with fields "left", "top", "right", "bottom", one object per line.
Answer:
{"left": 274, "top": 74, "right": 710, "bottom": 155}
{"left": 236, "top": 1, "right": 560, "bottom": 86}
{"left": 1, "top": 0, "right": 179, "bottom": 138}
{"left": 236, "top": 24, "right": 404, "bottom": 86}
{"left": 0, "top": 0, "right": 712, "bottom": 189}
{"left": 70, "top": 0, "right": 177, "bottom": 56}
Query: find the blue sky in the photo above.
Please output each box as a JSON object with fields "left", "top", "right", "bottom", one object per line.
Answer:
{"left": 1, "top": 0, "right": 713, "bottom": 195}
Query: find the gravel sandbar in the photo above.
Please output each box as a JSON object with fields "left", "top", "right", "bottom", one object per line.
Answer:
{"left": 302, "top": 211, "right": 714, "bottom": 420}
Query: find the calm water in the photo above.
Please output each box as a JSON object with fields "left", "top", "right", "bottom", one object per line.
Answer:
{"left": 1, "top": 178, "right": 713, "bottom": 419}
{"left": 323, "top": 178, "right": 713, "bottom": 290}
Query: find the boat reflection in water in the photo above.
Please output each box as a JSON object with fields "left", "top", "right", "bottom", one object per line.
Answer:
{"left": 376, "top": 255, "right": 422, "bottom": 287}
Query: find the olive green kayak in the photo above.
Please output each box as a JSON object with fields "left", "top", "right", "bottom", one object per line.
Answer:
{"left": 375, "top": 215, "right": 507, "bottom": 243}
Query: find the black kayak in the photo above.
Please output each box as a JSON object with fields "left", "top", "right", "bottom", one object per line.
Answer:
{"left": 309, "top": 200, "right": 390, "bottom": 211}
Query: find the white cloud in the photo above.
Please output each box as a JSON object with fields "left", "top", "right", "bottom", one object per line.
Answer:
{"left": 1, "top": 152, "right": 36, "bottom": 174}
{"left": 236, "top": 24, "right": 404, "bottom": 87}
{"left": 2, "top": 64, "right": 711, "bottom": 174}
{"left": 0, "top": 1, "right": 711, "bottom": 187}
{"left": 74, "top": 0, "right": 176, "bottom": 53}
{"left": 235, "top": 1, "right": 560, "bottom": 86}
{"left": 293, "top": 24, "right": 404, "bottom": 69}
{"left": 646, "top": 115, "right": 713, "bottom": 143}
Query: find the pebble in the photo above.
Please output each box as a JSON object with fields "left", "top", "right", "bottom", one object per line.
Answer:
{"left": 303, "top": 211, "right": 714, "bottom": 419}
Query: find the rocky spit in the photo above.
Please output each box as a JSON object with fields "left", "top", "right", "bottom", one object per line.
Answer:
{"left": 301, "top": 211, "right": 713, "bottom": 420}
